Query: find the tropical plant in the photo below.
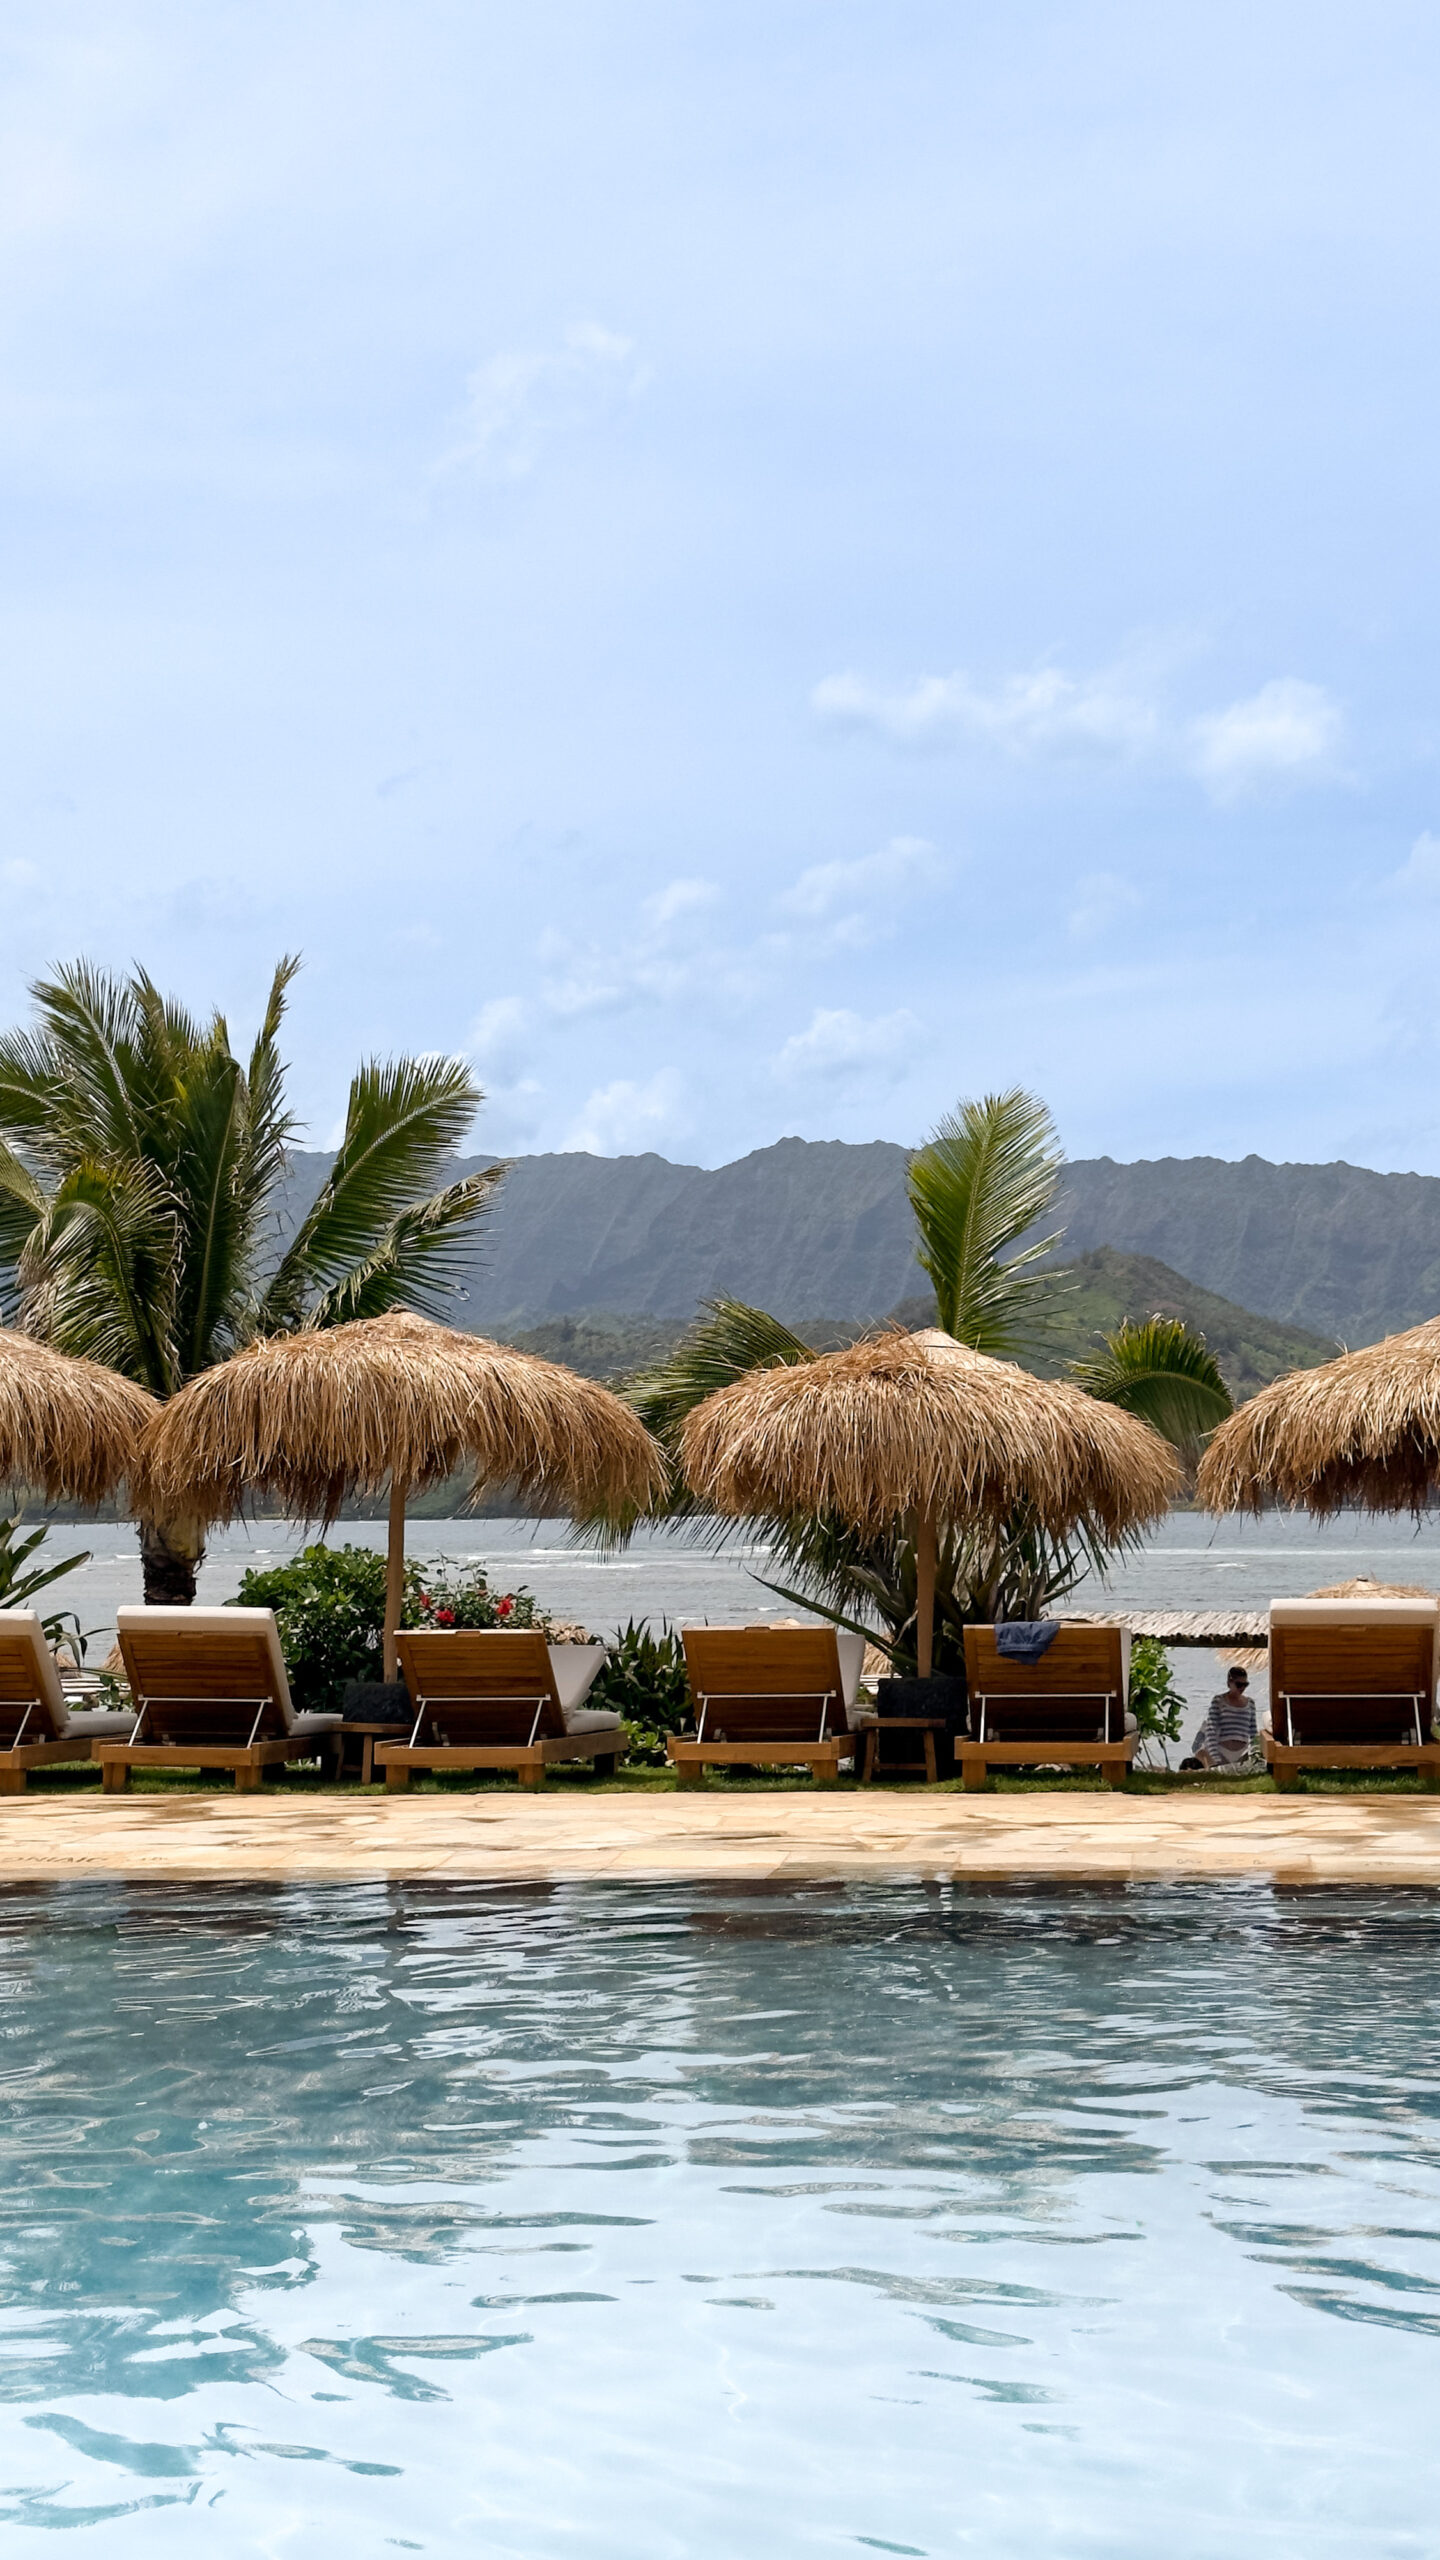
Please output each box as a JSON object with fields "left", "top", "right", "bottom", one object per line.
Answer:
{"left": 404, "top": 1559, "right": 543, "bottom": 1632}
{"left": 606, "top": 1091, "right": 1234, "bottom": 1673}
{"left": 1127, "top": 1636, "right": 1188, "bottom": 1764}
{"left": 0, "top": 1515, "right": 92, "bottom": 1656}
{"left": 587, "top": 1617, "right": 690, "bottom": 1766}
{"left": 1068, "top": 1315, "right": 1231, "bottom": 1467}
{"left": 234, "top": 1543, "right": 391, "bottom": 1714}
{"left": 0, "top": 959, "right": 502, "bottom": 1600}
{"left": 907, "top": 1088, "right": 1066, "bottom": 1354}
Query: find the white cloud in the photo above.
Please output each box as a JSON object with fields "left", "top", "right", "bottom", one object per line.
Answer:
{"left": 1, "top": 858, "right": 38, "bottom": 888}
{"left": 443, "top": 322, "right": 647, "bottom": 480}
{"left": 813, "top": 660, "right": 1345, "bottom": 802}
{"left": 1068, "top": 870, "right": 1141, "bottom": 939}
{"left": 772, "top": 1006, "right": 925, "bottom": 1084}
{"left": 778, "top": 835, "right": 945, "bottom": 927}
{"left": 563, "top": 1071, "right": 684, "bottom": 1155}
{"left": 1187, "top": 679, "right": 1342, "bottom": 799}
{"left": 643, "top": 876, "right": 719, "bottom": 931}
{"left": 1388, "top": 831, "right": 1440, "bottom": 893}
{"left": 468, "top": 994, "right": 530, "bottom": 1076}
{"left": 812, "top": 665, "right": 1158, "bottom": 757}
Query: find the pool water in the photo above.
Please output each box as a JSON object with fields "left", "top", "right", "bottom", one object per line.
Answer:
{"left": 1, "top": 1882, "right": 1437, "bottom": 2555}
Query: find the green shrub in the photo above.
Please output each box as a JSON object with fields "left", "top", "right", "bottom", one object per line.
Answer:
{"left": 590, "top": 1619, "right": 690, "bottom": 1768}
{"left": 234, "top": 1544, "right": 390, "bottom": 1714}
{"left": 1128, "top": 1636, "right": 1187, "bottom": 1761}
{"left": 402, "top": 1559, "right": 544, "bottom": 1632}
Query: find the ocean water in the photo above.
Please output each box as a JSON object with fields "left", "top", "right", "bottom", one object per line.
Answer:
{"left": 42, "top": 1508, "right": 1440, "bottom": 1754}
{"left": 0, "top": 1880, "right": 1437, "bottom": 2555}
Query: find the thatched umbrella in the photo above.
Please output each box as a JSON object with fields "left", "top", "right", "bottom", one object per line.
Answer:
{"left": 0, "top": 1328, "right": 158, "bottom": 1506}
{"left": 1198, "top": 1318, "right": 1440, "bottom": 1520}
{"left": 680, "top": 1327, "right": 1180, "bottom": 1676}
{"left": 137, "top": 1310, "right": 668, "bottom": 1676}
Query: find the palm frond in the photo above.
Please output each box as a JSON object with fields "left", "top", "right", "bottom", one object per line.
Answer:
{"left": 18, "top": 1158, "right": 181, "bottom": 1394}
{"left": 906, "top": 1088, "right": 1066, "bottom": 1354}
{"left": 304, "top": 1167, "right": 505, "bottom": 1328}
{"left": 259, "top": 1053, "right": 482, "bottom": 1328}
{"left": 1069, "top": 1317, "right": 1232, "bottom": 1449}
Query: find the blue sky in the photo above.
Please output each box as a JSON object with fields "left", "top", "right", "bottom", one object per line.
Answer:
{"left": 4, "top": 1, "right": 1440, "bottom": 1172}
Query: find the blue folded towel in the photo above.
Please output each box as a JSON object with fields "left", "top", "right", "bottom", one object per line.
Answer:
{"left": 994, "top": 1620, "right": 1060, "bottom": 1663}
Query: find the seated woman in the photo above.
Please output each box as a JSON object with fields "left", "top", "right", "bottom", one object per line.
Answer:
{"left": 1180, "top": 1665, "right": 1266, "bottom": 1772}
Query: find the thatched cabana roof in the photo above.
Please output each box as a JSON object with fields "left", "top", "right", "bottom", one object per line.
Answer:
{"left": 137, "top": 1310, "right": 667, "bottom": 1524}
{"left": 0, "top": 1329, "right": 158, "bottom": 1506}
{"left": 680, "top": 1327, "right": 1179, "bottom": 1539}
{"left": 1198, "top": 1317, "right": 1440, "bottom": 1517}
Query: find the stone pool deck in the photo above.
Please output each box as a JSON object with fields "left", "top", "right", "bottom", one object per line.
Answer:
{"left": 0, "top": 1792, "right": 1438, "bottom": 1884}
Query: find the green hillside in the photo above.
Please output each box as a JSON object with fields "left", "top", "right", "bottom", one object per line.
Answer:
{"left": 508, "top": 1252, "right": 1336, "bottom": 1405}
{"left": 897, "top": 1247, "right": 1336, "bottom": 1400}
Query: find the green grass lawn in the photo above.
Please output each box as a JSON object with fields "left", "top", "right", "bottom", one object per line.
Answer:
{"left": 13, "top": 1761, "right": 1440, "bottom": 1798}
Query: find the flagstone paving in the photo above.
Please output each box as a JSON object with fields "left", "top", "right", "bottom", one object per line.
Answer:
{"left": 0, "top": 1791, "right": 1437, "bottom": 1884}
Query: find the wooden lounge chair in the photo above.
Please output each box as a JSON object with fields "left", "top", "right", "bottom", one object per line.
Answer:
{"left": 102, "top": 1607, "right": 342, "bottom": 1792}
{"left": 960, "top": 1623, "right": 1135, "bottom": 1790}
{"left": 669, "top": 1625, "right": 865, "bottom": 1787}
{"left": 0, "top": 1609, "right": 133, "bottom": 1794}
{"left": 1266, "top": 1597, "right": 1440, "bottom": 1789}
{"left": 379, "top": 1631, "right": 618, "bottom": 1790}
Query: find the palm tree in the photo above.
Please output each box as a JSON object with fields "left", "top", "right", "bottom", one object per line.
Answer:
{"left": 0, "top": 958, "right": 502, "bottom": 1600}
{"left": 616, "top": 1090, "right": 1232, "bottom": 1671}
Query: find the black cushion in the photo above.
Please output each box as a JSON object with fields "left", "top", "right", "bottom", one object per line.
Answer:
{"left": 340, "top": 1679, "right": 412, "bottom": 1723}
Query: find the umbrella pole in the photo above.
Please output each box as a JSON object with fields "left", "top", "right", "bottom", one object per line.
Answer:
{"left": 915, "top": 1507, "right": 937, "bottom": 1680}
{"left": 384, "top": 1477, "right": 408, "bottom": 1682}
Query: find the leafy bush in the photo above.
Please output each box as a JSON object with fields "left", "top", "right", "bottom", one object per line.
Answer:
{"left": 589, "top": 1619, "right": 690, "bottom": 1768}
{"left": 402, "top": 1559, "right": 543, "bottom": 1632}
{"left": 1128, "top": 1636, "right": 1187, "bottom": 1761}
{"left": 234, "top": 1544, "right": 390, "bottom": 1714}
{"left": 0, "top": 1516, "right": 93, "bottom": 1657}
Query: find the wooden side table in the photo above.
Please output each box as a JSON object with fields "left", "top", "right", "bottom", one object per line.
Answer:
{"left": 338, "top": 1722, "right": 411, "bottom": 1786}
{"left": 855, "top": 1714, "right": 949, "bottom": 1784}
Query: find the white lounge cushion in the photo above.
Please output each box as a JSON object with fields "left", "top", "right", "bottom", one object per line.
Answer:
{"left": 549, "top": 1642, "right": 608, "bottom": 1729}
{"left": 1270, "top": 1596, "right": 1440, "bottom": 1627}
{"left": 63, "top": 1709, "right": 137, "bottom": 1739}
{"left": 561, "top": 1708, "right": 624, "bottom": 1736}
{"left": 836, "top": 1631, "right": 865, "bottom": 1712}
{"left": 0, "top": 1609, "right": 70, "bottom": 1734}
{"left": 290, "top": 1712, "right": 342, "bottom": 1737}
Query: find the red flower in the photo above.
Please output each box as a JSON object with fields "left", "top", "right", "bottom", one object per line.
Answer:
{"left": 496, "top": 1595, "right": 514, "bottom": 1618}
{"left": 435, "top": 1607, "right": 456, "bottom": 1627}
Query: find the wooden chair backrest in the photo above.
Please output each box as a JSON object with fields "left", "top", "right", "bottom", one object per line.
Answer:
{"left": 681, "top": 1626, "right": 849, "bottom": 1743}
{"left": 0, "top": 1615, "right": 66, "bottom": 1744}
{"left": 117, "top": 1622, "right": 288, "bottom": 1746}
{"left": 395, "top": 1629, "right": 567, "bottom": 1745}
{"left": 963, "top": 1624, "right": 1126, "bottom": 1742}
{"left": 1270, "top": 1618, "right": 1437, "bottom": 1745}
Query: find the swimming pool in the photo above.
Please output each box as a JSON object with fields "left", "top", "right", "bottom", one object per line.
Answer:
{"left": 0, "top": 1881, "right": 1436, "bottom": 2554}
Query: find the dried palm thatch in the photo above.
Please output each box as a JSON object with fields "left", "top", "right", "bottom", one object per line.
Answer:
{"left": 681, "top": 1327, "right": 1179, "bottom": 1676}
{"left": 137, "top": 1311, "right": 668, "bottom": 1675}
{"left": 682, "top": 1328, "right": 1179, "bottom": 1538}
{"left": 1198, "top": 1318, "right": 1440, "bottom": 1518}
{"left": 0, "top": 1328, "right": 158, "bottom": 1506}
{"left": 140, "top": 1310, "right": 666, "bottom": 1524}
{"left": 1308, "top": 1577, "right": 1438, "bottom": 1600}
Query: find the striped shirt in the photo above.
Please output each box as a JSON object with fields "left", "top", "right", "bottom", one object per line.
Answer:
{"left": 1197, "top": 1691, "right": 1257, "bottom": 1762}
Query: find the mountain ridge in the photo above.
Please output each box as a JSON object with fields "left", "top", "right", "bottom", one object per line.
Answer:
{"left": 280, "top": 1137, "right": 1440, "bottom": 1347}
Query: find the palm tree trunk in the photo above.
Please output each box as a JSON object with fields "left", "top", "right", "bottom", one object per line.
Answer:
{"left": 139, "top": 1516, "right": 206, "bottom": 1606}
